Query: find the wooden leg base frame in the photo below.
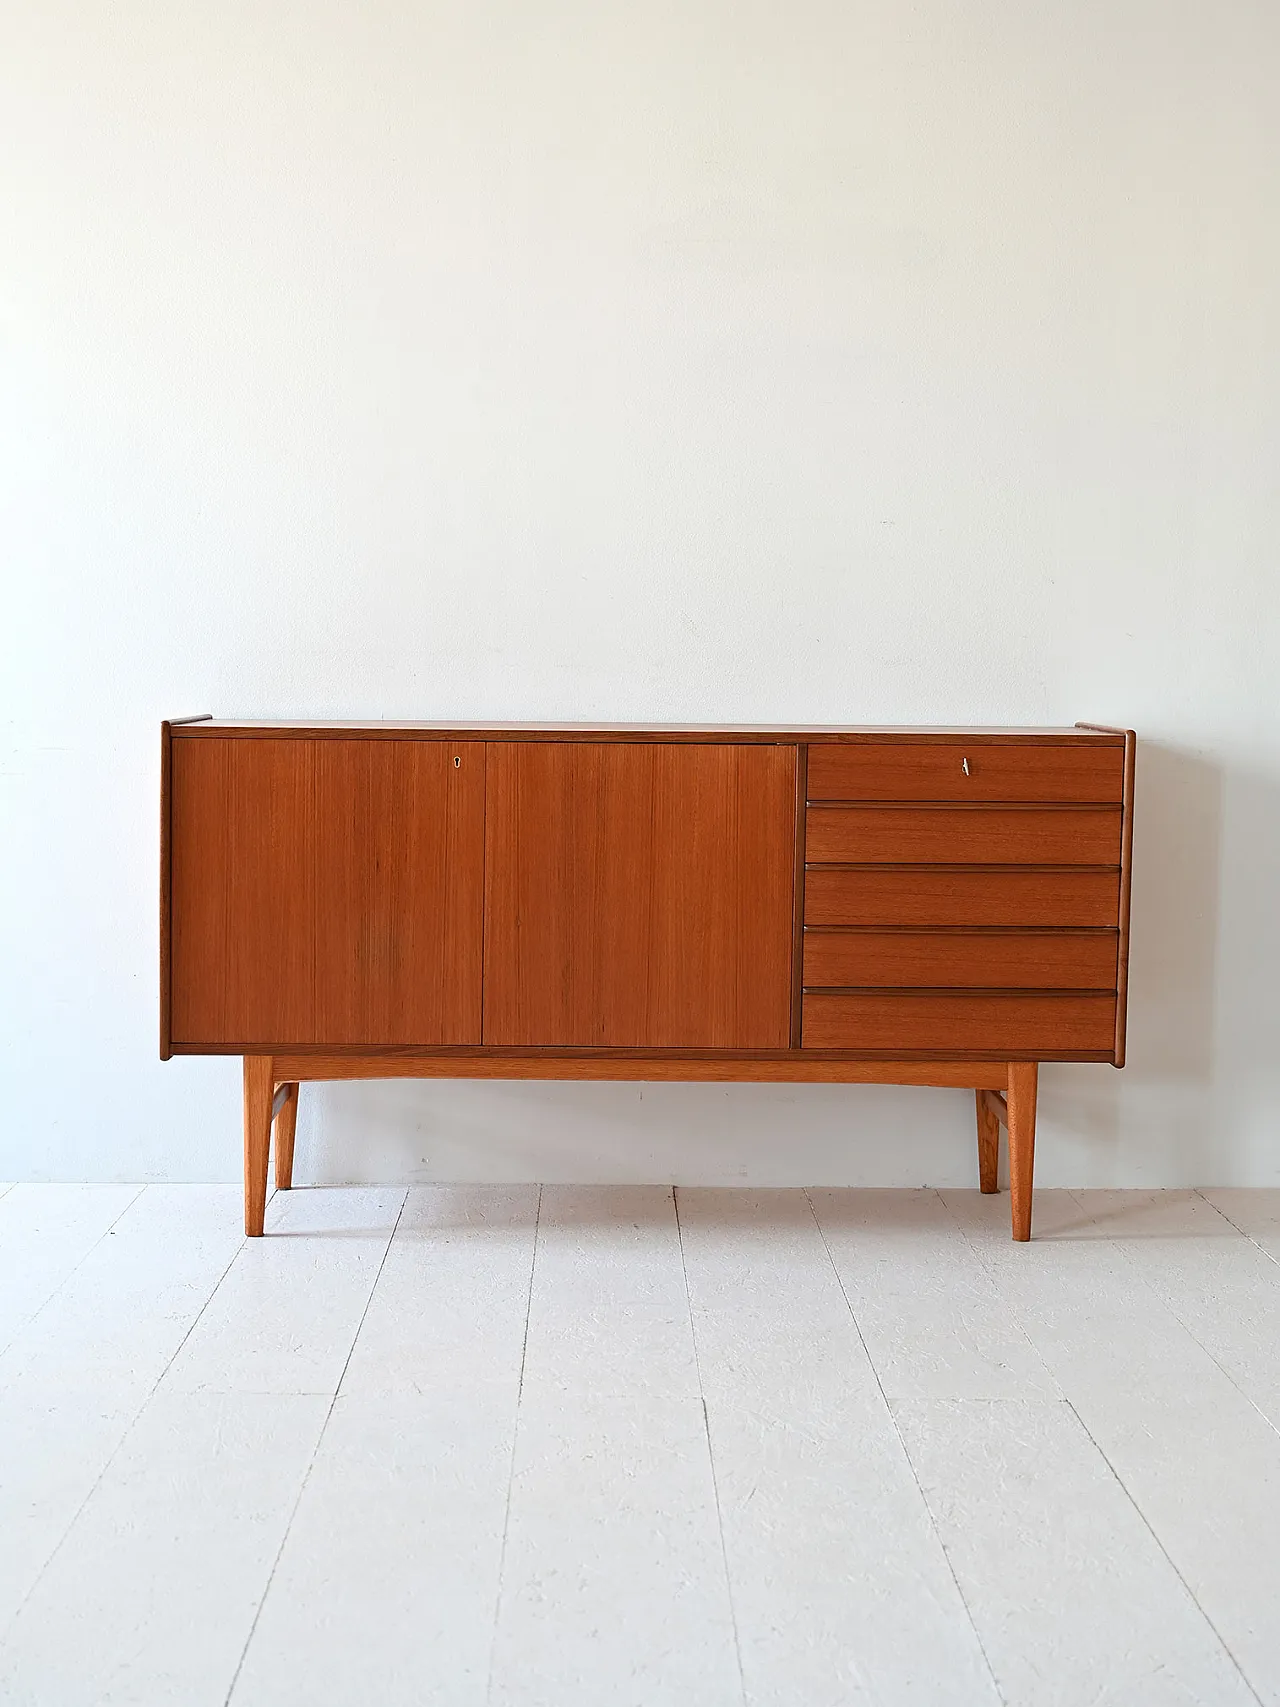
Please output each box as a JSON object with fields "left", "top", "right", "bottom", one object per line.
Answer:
{"left": 974, "top": 1070, "right": 1037, "bottom": 1240}
{"left": 242, "top": 1061, "right": 299, "bottom": 1236}
{"left": 240, "top": 1055, "right": 1040, "bottom": 1241}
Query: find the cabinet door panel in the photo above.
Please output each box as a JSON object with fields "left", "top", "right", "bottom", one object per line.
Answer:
{"left": 483, "top": 742, "right": 795, "bottom": 1047}
{"left": 170, "top": 738, "right": 484, "bottom": 1046}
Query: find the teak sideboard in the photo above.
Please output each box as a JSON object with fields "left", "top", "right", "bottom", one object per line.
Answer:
{"left": 160, "top": 720, "right": 1135, "bottom": 1242}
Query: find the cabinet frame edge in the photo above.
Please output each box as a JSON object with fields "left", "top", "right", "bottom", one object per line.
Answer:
{"left": 789, "top": 744, "right": 808, "bottom": 1047}
{"left": 159, "top": 720, "right": 173, "bottom": 1060}
{"left": 1075, "top": 722, "right": 1136, "bottom": 1066}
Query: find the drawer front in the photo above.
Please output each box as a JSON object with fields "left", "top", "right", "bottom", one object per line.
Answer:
{"left": 803, "top": 991, "right": 1117, "bottom": 1053}
{"left": 805, "top": 868, "right": 1120, "bottom": 928}
{"left": 806, "top": 805, "right": 1122, "bottom": 865}
{"left": 808, "top": 741, "right": 1124, "bottom": 803}
{"left": 804, "top": 929, "right": 1118, "bottom": 991}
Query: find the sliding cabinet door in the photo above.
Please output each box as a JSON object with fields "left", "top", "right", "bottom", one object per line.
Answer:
{"left": 169, "top": 736, "right": 485, "bottom": 1047}
{"left": 483, "top": 741, "right": 796, "bottom": 1048}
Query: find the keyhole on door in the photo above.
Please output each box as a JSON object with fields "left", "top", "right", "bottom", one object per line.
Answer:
{"left": 453, "top": 755, "right": 461, "bottom": 768}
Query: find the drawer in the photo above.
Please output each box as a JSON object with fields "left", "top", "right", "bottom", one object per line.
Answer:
{"left": 802, "top": 991, "right": 1117, "bottom": 1053}
{"left": 805, "top": 868, "right": 1121, "bottom": 928}
{"left": 807, "top": 740, "right": 1124, "bottom": 803}
{"left": 806, "top": 805, "right": 1122, "bottom": 865}
{"left": 803, "top": 929, "right": 1118, "bottom": 991}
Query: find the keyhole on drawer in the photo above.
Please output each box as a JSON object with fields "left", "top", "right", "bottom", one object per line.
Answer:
{"left": 453, "top": 755, "right": 461, "bottom": 767}
{"left": 962, "top": 756, "right": 970, "bottom": 776}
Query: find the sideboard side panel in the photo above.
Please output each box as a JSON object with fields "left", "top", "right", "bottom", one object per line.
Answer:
{"left": 1114, "top": 729, "right": 1137, "bottom": 1066}
{"left": 170, "top": 736, "right": 485, "bottom": 1046}
{"left": 483, "top": 742, "right": 795, "bottom": 1048}
{"left": 160, "top": 720, "right": 173, "bottom": 1059}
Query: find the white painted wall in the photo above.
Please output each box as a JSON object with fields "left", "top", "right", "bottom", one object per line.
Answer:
{"left": 3, "top": 0, "right": 1277, "bottom": 1188}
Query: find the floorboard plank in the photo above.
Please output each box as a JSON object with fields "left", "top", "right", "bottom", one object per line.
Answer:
{"left": 232, "top": 1390, "right": 517, "bottom": 1707}
{"left": 679, "top": 1188, "right": 999, "bottom": 1707}
{"left": 160, "top": 1187, "right": 406, "bottom": 1396}
{"left": 0, "top": 1186, "right": 245, "bottom": 1629}
{"left": 6, "top": 1184, "right": 1280, "bottom": 1706}
{"left": 0, "top": 1184, "right": 142, "bottom": 1355}
{"left": 0, "top": 1392, "right": 329, "bottom": 1707}
{"left": 812, "top": 1187, "right": 1059, "bottom": 1400}
{"left": 339, "top": 1185, "right": 538, "bottom": 1398}
{"left": 893, "top": 1395, "right": 1256, "bottom": 1707}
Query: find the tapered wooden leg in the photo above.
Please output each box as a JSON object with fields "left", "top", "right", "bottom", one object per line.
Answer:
{"left": 274, "top": 1083, "right": 299, "bottom": 1190}
{"left": 975, "top": 1090, "right": 1000, "bottom": 1193}
{"left": 1007, "top": 1062, "right": 1038, "bottom": 1242}
{"left": 243, "top": 1055, "right": 274, "bottom": 1237}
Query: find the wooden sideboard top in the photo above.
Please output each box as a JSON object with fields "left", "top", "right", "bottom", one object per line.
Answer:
{"left": 169, "top": 720, "right": 1127, "bottom": 744}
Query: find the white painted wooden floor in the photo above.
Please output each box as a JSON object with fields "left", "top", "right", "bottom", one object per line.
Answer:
{"left": 2, "top": 1182, "right": 1280, "bottom": 1706}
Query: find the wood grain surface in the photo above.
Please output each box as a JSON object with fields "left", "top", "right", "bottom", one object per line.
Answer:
{"left": 803, "top": 928, "right": 1119, "bottom": 990}
{"left": 803, "top": 866, "right": 1122, "bottom": 928}
{"left": 802, "top": 991, "right": 1117, "bottom": 1053}
{"left": 975, "top": 1087, "right": 1001, "bottom": 1192}
{"left": 159, "top": 721, "right": 173, "bottom": 1058}
{"left": 1115, "top": 729, "right": 1136, "bottom": 1066}
{"left": 273, "top": 1081, "right": 298, "bottom": 1190}
{"left": 482, "top": 741, "right": 796, "bottom": 1047}
{"left": 1074, "top": 723, "right": 1138, "bottom": 1067}
{"left": 172, "top": 722, "right": 1125, "bottom": 744}
{"left": 242, "top": 1054, "right": 274, "bottom": 1237}
{"left": 1008, "top": 1061, "right": 1039, "bottom": 1240}
{"left": 789, "top": 745, "right": 809, "bottom": 1047}
{"left": 807, "top": 740, "right": 1124, "bottom": 802}
{"left": 805, "top": 805, "right": 1123, "bottom": 865}
{"left": 266, "top": 1050, "right": 1012, "bottom": 1086}
{"left": 170, "top": 738, "right": 485, "bottom": 1046}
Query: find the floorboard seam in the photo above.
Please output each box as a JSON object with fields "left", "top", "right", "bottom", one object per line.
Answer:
{"left": 1064, "top": 1396, "right": 1265, "bottom": 1706}
{"left": 0, "top": 1183, "right": 146, "bottom": 1361}
{"left": 485, "top": 1183, "right": 542, "bottom": 1707}
{"left": 673, "top": 1186, "right": 748, "bottom": 1707}
{"left": 1065, "top": 1189, "right": 1280, "bottom": 1445}
{"left": 805, "top": 1188, "right": 1009, "bottom": 1707}
{"left": 1193, "top": 1189, "right": 1280, "bottom": 1274}
{"left": 948, "top": 1187, "right": 1280, "bottom": 1689}
{"left": 932, "top": 1187, "right": 1062, "bottom": 1391}
{"left": 220, "top": 1186, "right": 408, "bottom": 1707}
{"left": 0, "top": 1190, "right": 247, "bottom": 1651}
